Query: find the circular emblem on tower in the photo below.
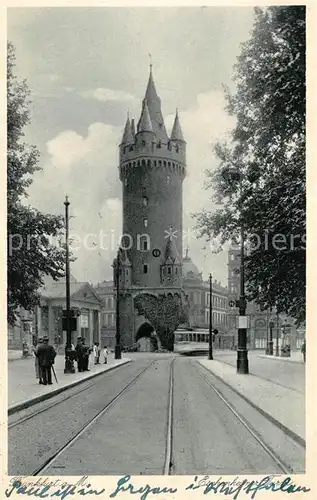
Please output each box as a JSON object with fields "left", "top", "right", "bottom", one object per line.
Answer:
{"left": 152, "top": 248, "right": 161, "bottom": 258}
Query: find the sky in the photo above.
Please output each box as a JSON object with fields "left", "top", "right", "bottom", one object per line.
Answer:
{"left": 8, "top": 7, "right": 255, "bottom": 286}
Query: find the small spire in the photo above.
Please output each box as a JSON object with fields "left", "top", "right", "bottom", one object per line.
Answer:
{"left": 149, "top": 53, "right": 153, "bottom": 72}
{"left": 138, "top": 100, "right": 154, "bottom": 133}
{"left": 121, "top": 115, "right": 133, "bottom": 144}
{"left": 171, "top": 109, "right": 185, "bottom": 142}
{"left": 185, "top": 246, "right": 189, "bottom": 259}
{"left": 130, "top": 118, "right": 136, "bottom": 138}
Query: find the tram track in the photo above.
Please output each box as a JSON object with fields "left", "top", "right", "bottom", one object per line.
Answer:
{"left": 9, "top": 356, "right": 303, "bottom": 476}
{"left": 194, "top": 363, "right": 300, "bottom": 474}
{"left": 32, "top": 360, "right": 157, "bottom": 475}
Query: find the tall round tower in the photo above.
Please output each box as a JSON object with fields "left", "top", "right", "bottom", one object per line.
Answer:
{"left": 119, "top": 67, "right": 186, "bottom": 289}
{"left": 115, "top": 67, "right": 187, "bottom": 346}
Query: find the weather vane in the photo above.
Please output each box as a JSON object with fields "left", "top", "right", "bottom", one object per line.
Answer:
{"left": 149, "top": 53, "right": 153, "bottom": 70}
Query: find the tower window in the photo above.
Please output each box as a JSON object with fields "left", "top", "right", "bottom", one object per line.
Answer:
{"left": 124, "top": 178, "right": 128, "bottom": 186}
{"left": 143, "top": 240, "right": 148, "bottom": 251}
{"left": 142, "top": 196, "right": 148, "bottom": 207}
{"left": 143, "top": 218, "right": 148, "bottom": 228}
{"left": 157, "top": 141, "right": 161, "bottom": 149}
{"left": 167, "top": 267, "right": 172, "bottom": 275}
{"left": 143, "top": 264, "right": 148, "bottom": 274}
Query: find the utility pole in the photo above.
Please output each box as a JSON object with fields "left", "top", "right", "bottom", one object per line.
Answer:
{"left": 115, "top": 251, "right": 122, "bottom": 360}
{"left": 208, "top": 273, "right": 213, "bottom": 360}
{"left": 64, "top": 195, "right": 75, "bottom": 374}
{"left": 236, "top": 226, "right": 249, "bottom": 374}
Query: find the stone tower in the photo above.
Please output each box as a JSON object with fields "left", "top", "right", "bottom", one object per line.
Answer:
{"left": 114, "top": 67, "right": 187, "bottom": 346}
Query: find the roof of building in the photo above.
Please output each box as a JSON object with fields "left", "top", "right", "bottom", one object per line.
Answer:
{"left": 40, "top": 274, "right": 102, "bottom": 302}
{"left": 142, "top": 67, "right": 168, "bottom": 142}
{"left": 121, "top": 116, "right": 134, "bottom": 144}
{"left": 170, "top": 110, "right": 185, "bottom": 142}
{"left": 163, "top": 234, "right": 180, "bottom": 264}
{"left": 182, "top": 250, "right": 202, "bottom": 281}
{"left": 137, "top": 100, "right": 154, "bottom": 133}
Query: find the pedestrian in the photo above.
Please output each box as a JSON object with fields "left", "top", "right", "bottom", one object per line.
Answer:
{"left": 103, "top": 345, "right": 109, "bottom": 364}
{"left": 33, "top": 337, "right": 44, "bottom": 384}
{"left": 301, "top": 339, "right": 306, "bottom": 363}
{"left": 82, "top": 338, "right": 90, "bottom": 371}
{"left": 97, "top": 342, "right": 101, "bottom": 364}
{"left": 75, "top": 337, "right": 85, "bottom": 372}
{"left": 36, "top": 336, "right": 56, "bottom": 385}
{"left": 93, "top": 342, "right": 99, "bottom": 364}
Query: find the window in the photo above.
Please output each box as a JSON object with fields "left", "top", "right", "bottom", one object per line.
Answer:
{"left": 143, "top": 218, "right": 148, "bottom": 228}
{"left": 124, "top": 178, "right": 128, "bottom": 186}
{"left": 143, "top": 196, "right": 148, "bottom": 207}
{"left": 143, "top": 239, "right": 148, "bottom": 251}
{"left": 157, "top": 141, "right": 161, "bottom": 149}
{"left": 143, "top": 264, "right": 148, "bottom": 274}
{"left": 167, "top": 267, "right": 172, "bottom": 275}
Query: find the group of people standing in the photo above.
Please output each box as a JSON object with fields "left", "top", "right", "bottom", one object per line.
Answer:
{"left": 74, "top": 338, "right": 109, "bottom": 372}
{"left": 33, "top": 336, "right": 110, "bottom": 383}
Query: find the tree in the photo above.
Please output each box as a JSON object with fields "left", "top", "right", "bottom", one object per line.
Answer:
{"left": 134, "top": 293, "right": 188, "bottom": 351}
{"left": 7, "top": 42, "right": 66, "bottom": 326}
{"left": 195, "top": 7, "right": 305, "bottom": 324}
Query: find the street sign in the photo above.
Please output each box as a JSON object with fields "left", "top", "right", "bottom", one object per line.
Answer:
{"left": 229, "top": 300, "right": 236, "bottom": 308}
{"left": 152, "top": 248, "right": 161, "bottom": 258}
{"left": 236, "top": 315, "right": 250, "bottom": 329}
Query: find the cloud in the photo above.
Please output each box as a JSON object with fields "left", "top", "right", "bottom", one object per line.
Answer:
{"left": 80, "top": 87, "right": 135, "bottom": 103}
{"left": 27, "top": 89, "right": 234, "bottom": 285}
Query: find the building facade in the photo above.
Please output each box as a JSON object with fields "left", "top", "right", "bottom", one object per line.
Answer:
{"left": 8, "top": 274, "right": 103, "bottom": 352}
{"left": 113, "top": 67, "right": 187, "bottom": 345}
{"left": 227, "top": 247, "right": 300, "bottom": 349}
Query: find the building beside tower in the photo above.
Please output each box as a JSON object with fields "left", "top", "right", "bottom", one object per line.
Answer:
{"left": 113, "top": 67, "right": 187, "bottom": 346}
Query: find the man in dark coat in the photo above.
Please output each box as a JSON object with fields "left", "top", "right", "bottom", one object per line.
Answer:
{"left": 82, "top": 338, "right": 90, "bottom": 371}
{"left": 75, "top": 337, "right": 85, "bottom": 372}
{"left": 36, "top": 336, "right": 56, "bottom": 385}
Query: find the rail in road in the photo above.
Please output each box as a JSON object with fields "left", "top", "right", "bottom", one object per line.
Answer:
{"left": 9, "top": 357, "right": 305, "bottom": 475}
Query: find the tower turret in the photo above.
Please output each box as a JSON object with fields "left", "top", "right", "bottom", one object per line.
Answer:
{"left": 170, "top": 109, "right": 185, "bottom": 143}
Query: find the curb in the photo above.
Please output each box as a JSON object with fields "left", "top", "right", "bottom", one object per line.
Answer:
{"left": 8, "top": 359, "right": 132, "bottom": 416}
{"left": 197, "top": 360, "right": 305, "bottom": 448}
{"left": 257, "top": 355, "right": 303, "bottom": 365}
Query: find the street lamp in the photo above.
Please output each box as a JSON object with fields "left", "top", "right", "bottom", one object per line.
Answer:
{"left": 275, "top": 309, "right": 280, "bottom": 357}
{"left": 64, "top": 195, "right": 75, "bottom": 374}
{"left": 268, "top": 314, "right": 274, "bottom": 356}
{"left": 208, "top": 273, "right": 213, "bottom": 360}
{"left": 237, "top": 226, "right": 249, "bottom": 374}
{"left": 114, "top": 251, "right": 122, "bottom": 360}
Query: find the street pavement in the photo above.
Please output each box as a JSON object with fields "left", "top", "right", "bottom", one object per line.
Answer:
{"left": 8, "top": 352, "right": 305, "bottom": 476}
{"left": 8, "top": 352, "right": 130, "bottom": 409}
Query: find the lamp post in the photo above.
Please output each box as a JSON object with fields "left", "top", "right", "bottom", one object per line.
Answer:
{"left": 64, "top": 195, "right": 75, "bottom": 374}
{"left": 115, "top": 252, "right": 122, "bottom": 360}
{"left": 237, "top": 226, "right": 249, "bottom": 374}
{"left": 275, "top": 310, "right": 280, "bottom": 357}
{"left": 208, "top": 273, "right": 213, "bottom": 360}
{"left": 268, "top": 307, "right": 274, "bottom": 356}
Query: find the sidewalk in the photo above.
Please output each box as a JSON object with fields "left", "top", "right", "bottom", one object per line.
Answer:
{"left": 198, "top": 357, "right": 305, "bottom": 442}
{"left": 258, "top": 351, "right": 303, "bottom": 364}
{"left": 8, "top": 352, "right": 131, "bottom": 413}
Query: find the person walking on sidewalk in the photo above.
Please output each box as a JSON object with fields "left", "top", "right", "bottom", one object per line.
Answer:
{"left": 33, "top": 337, "right": 44, "bottom": 384}
{"left": 36, "top": 336, "right": 56, "bottom": 385}
{"left": 93, "top": 342, "right": 100, "bottom": 364}
{"left": 103, "top": 346, "right": 109, "bottom": 364}
{"left": 301, "top": 339, "right": 306, "bottom": 363}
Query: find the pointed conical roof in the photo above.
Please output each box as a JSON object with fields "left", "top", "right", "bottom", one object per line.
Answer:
{"left": 170, "top": 110, "right": 185, "bottom": 142}
{"left": 119, "top": 247, "right": 131, "bottom": 267}
{"left": 138, "top": 100, "right": 154, "bottom": 133}
{"left": 121, "top": 116, "right": 133, "bottom": 144}
{"left": 163, "top": 232, "right": 181, "bottom": 264}
{"left": 130, "top": 119, "right": 136, "bottom": 138}
{"left": 142, "top": 68, "right": 168, "bottom": 142}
